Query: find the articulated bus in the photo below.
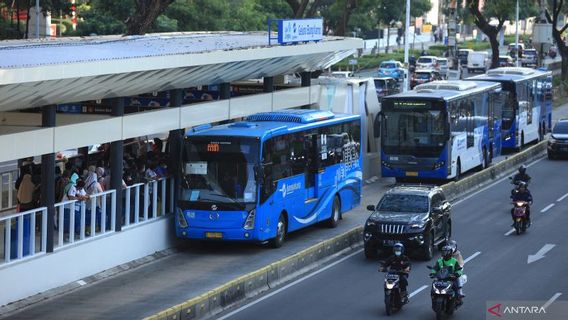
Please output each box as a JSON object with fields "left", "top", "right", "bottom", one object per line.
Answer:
{"left": 467, "top": 67, "right": 553, "bottom": 150}
{"left": 380, "top": 80, "right": 504, "bottom": 180}
{"left": 176, "top": 110, "right": 362, "bottom": 247}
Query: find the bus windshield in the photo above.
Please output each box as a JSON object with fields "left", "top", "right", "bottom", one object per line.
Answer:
{"left": 382, "top": 100, "right": 448, "bottom": 156}
{"left": 182, "top": 137, "right": 258, "bottom": 209}
{"left": 501, "top": 81, "right": 516, "bottom": 130}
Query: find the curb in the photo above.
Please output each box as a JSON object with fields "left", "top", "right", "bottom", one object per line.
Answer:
{"left": 144, "top": 140, "right": 547, "bottom": 320}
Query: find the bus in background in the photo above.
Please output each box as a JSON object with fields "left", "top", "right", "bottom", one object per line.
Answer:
{"left": 467, "top": 67, "right": 553, "bottom": 150}
{"left": 380, "top": 80, "right": 504, "bottom": 181}
{"left": 176, "top": 110, "right": 362, "bottom": 247}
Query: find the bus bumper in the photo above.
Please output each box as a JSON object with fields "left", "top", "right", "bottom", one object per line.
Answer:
{"left": 176, "top": 227, "right": 259, "bottom": 241}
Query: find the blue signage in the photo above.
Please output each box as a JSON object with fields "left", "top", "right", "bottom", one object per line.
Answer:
{"left": 276, "top": 18, "right": 323, "bottom": 45}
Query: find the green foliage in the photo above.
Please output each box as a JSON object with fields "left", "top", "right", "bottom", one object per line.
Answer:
{"left": 482, "top": 0, "right": 537, "bottom": 23}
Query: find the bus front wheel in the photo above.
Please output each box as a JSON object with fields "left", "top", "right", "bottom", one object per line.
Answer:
{"left": 270, "top": 214, "right": 287, "bottom": 248}
{"left": 326, "top": 196, "right": 341, "bottom": 228}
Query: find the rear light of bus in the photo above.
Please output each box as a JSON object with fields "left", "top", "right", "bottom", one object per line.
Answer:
{"left": 177, "top": 208, "right": 188, "bottom": 228}
{"left": 243, "top": 209, "right": 256, "bottom": 230}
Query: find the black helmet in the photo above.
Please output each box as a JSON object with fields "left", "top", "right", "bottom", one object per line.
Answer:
{"left": 393, "top": 242, "right": 405, "bottom": 256}
{"left": 518, "top": 181, "right": 527, "bottom": 189}
{"left": 519, "top": 165, "right": 526, "bottom": 174}
{"left": 442, "top": 245, "right": 453, "bottom": 260}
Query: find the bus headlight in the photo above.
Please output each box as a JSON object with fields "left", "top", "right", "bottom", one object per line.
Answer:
{"left": 243, "top": 209, "right": 256, "bottom": 230}
{"left": 433, "top": 161, "right": 445, "bottom": 170}
{"left": 177, "top": 208, "right": 188, "bottom": 228}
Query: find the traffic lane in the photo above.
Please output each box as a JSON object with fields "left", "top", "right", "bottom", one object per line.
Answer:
{"left": 217, "top": 157, "right": 568, "bottom": 320}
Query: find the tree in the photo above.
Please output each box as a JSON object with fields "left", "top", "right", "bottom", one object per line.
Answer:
{"left": 546, "top": 0, "right": 568, "bottom": 79}
{"left": 467, "top": 0, "right": 538, "bottom": 69}
{"left": 285, "top": 0, "right": 323, "bottom": 18}
{"left": 125, "top": 0, "right": 175, "bottom": 35}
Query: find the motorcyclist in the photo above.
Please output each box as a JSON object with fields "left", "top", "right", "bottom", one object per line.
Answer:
{"left": 511, "top": 181, "right": 533, "bottom": 226}
{"left": 512, "top": 165, "right": 531, "bottom": 186}
{"left": 448, "top": 240, "right": 466, "bottom": 297}
{"left": 380, "top": 243, "right": 411, "bottom": 302}
{"left": 430, "top": 245, "right": 464, "bottom": 300}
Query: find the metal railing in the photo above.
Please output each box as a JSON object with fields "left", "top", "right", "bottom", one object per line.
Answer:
{"left": 123, "top": 177, "right": 174, "bottom": 228}
{"left": 1, "top": 207, "right": 48, "bottom": 265}
{"left": 0, "top": 170, "right": 18, "bottom": 212}
{"left": 54, "top": 189, "right": 116, "bottom": 249}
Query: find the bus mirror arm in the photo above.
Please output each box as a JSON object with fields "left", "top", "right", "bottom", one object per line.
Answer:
{"left": 373, "top": 113, "right": 381, "bottom": 138}
{"left": 254, "top": 165, "right": 265, "bottom": 183}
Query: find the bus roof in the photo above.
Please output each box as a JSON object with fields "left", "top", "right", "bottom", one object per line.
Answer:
{"left": 384, "top": 80, "right": 500, "bottom": 101}
{"left": 186, "top": 110, "right": 360, "bottom": 140}
{"left": 467, "top": 67, "right": 552, "bottom": 83}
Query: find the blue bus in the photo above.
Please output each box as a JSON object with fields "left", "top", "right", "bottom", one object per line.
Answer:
{"left": 176, "top": 110, "right": 362, "bottom": 247}
{"left": 467, "top": 67, "right": 553, "bottom": 150}
{"left": 380, "top": 80, "right": 504, "bottom": 180}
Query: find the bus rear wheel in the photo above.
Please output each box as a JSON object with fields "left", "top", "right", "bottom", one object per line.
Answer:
{"left": 270, "top": 214, "right": 287, "bottom": 248}
{"left": 326, "top": 196, "right": 341, "bottom": 228}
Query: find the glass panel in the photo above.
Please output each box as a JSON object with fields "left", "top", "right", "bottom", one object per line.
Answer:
{"left": 378, "top": 194, "right": 429, "bottom": 213}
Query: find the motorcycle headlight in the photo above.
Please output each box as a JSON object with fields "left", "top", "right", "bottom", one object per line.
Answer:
{"left": 243, "top": 209, "right": 256, "bottom": 230}
{"left": 516, "top": 202, "right": 524, "bottom": 207}
{"left": 385, "top": 282, "right": 395, "bottom": 290}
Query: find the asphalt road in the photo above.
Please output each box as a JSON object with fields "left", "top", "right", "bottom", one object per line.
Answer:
{"left": 216, "top": 157, "right": 568, "bottom": 320}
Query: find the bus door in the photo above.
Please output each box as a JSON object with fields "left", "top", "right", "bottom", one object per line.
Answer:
{"left": 304, "top": 132, "right": 318, "bottom": 200}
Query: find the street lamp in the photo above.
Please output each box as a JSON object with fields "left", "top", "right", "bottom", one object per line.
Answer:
{"left": 403, "top": 0, "right": 410, "bottom": 92}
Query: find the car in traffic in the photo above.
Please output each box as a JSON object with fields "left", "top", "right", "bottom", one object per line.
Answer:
{"left": 416, "top": 56, "right": 439, "bottom": 71}
{"left": 437, "top": 57, "right": 449, "bottom": 79}
{"left": 457, "top": 49, "right": 474, "bottom": 66}
{"left": 498, "top": 55, "right": 515, "bottom": 67}
{"left": 521, "top": 48, "right": 538, "bottom": 67}
{"left": 508, "top": 42, "right": 525, "bottom": 59}
{"left": 410, "top": 69, "right": 441, "bottom": 89}
{"left": 363, "top": 185, "right": 452, "bottom": 260}
{"left": 374, "top": 77, "right": 400, "bottom": 100}
{"left": 548, "top": 119, "right": 568, "bottom": 159}
{"left": 331, "top": 71, "right": 354, "bottom": 78}
{"left": 378, "top": 60, "right": 405, "bottom": 82}
{"left": 467, "top": 51, "right": 490, "bottom": 73}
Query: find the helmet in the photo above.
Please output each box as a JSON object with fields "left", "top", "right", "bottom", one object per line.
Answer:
{"left": 448, "top": 240, "right": 457, "bottom": 253}
{"left": 393, "top": 242, "right": 405, "bottom": 256}
{"left": 518, "top": 181, "right": 527, "bottom": 190}
{"left": 442, "top": 245, "right": 453, "bottom": 260}
{"left": 519, "top": 165, "right": 526, "bottom": 174}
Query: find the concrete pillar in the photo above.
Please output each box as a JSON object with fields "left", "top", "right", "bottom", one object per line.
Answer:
{"left": 41, "top": 105, "right": 56, "bottom": 253}
{"left": 301, "top": 71, "right": 311, "bottom": 87}
{"left": 219, "top": 82, "right": 231, "bottom": 100}
{"left": 110, "top": 98, "right": 124, "bottom": 231}
{"left": 263, "top": 77, "right": 274, "bottom": 93}
{"left": 169, "top": 89, "right": 184, "bottom": 208}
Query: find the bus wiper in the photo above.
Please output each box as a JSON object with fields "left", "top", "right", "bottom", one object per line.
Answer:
{"left": 210, "top": 193, "right": 245, "bottom": 209}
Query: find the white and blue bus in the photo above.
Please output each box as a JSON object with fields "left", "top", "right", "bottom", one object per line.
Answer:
{"left": 380, "top": 80, "right": 504, "bottom": 180}
{"left": 176, "top": 110, "right": 362, "bottom": 247}
{"left": 467, "top": 67, "right": 553, "bottom": 150}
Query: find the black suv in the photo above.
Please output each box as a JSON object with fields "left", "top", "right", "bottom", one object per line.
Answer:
{"left": 364, "top": 185, "right": 452, "bottom": 260}
{"left": 548, "top": 119, "right": 568, "bottom": 159}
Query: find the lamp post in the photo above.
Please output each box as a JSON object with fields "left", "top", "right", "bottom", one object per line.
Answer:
{"left": 35, "top": 0, "right": 40, "bottom": 38}
{"left": 515, "top": 0, "right": 519, "bottom": 67}
{"left": 403, "top": 0, "right": 410, "bottom": 92}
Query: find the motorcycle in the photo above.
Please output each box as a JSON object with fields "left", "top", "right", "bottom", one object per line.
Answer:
{"left": 379, "top": 263, "right": 408, "bottom": 315}
{"left": 512, "top": 200, "right": 529, "bottom": 235}
{"left": 427, "top": 266, "right": 462, "bottom": 320}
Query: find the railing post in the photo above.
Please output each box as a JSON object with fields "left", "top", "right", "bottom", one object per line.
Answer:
{"left": 90, "top": 197, "right": 96, "bottom": 237}
{"left": 124, "top": 188, "right": 131, "bottom": 226}
{"left": 161, "top": 179, "right": 166, "bottom": 216}
{"left": 58, "top": 205, "right": 64, "bottom": 247}
{"left": 135, "top": 185, "right": 140, "bottom": 224}
{"left": 111, "top": 191, "right": 116, "bottom": 231}
{"left": 30, "top": 212, "right": 36, "bottom": 255}
{"left": 152, "top": 180, "right": 158, "bottom": 218}
{"left": 69, "top": 204, "right": 75, "bottom": 243}
{"left": 169, "top": 178, "right": 174, "bottom": 214}
{"left": 80, "top": 201, "right": 86, "bottom": 240}
{"left": 41, "top": 209, "right": 47, "bottom": 253}
{"left": 144, "top": 183, "right": 149, "bottom": 221}
{"left": 17, "top": 215, "right": 23, "bottom": 259}
{"left": 101, "top": 194, "right": 107, "bottom": 233}
{"left": 5, "top": 218, "right": 11, "bottom": 263}
{"left": 1, "top": 174, "right": 5, "bottom": 210}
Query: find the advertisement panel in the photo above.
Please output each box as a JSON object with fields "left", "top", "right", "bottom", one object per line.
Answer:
{"left": 277, "top": 18, "right": 323, "bottom": 44}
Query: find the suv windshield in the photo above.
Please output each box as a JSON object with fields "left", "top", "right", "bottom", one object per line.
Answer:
{"left": 378, "top": 194, "right": 429, "bottom": 213}
{"left": 417, "top": 58, "right": 432, "bottom": 64}
{"left": 182, "top": 137, "right": 258, "bottom": 209}
{"left": 553, "top": 121, "right": 568, "bottom": 134}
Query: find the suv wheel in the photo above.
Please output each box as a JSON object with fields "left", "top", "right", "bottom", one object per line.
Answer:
{"left": 421, "top": 232, "right": 434, "bottom": 261}
{"left": 364, "top": 244, "right": 378, "bottom": 259}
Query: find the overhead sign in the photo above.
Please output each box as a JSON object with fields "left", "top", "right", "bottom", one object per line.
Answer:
{"left": 277, "top": 18, "right": 323, "bottom": 45}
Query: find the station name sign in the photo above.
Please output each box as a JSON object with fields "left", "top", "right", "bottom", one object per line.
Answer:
{"left": 277, "top": 18, "right": 323, "bottom": 44}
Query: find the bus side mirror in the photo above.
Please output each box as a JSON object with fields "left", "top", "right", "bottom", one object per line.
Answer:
{"left": 373, "top": 113, "right": 381, "bottom": 138}
{"left": 254, "top": 165, "right": 264, "bottom": 183}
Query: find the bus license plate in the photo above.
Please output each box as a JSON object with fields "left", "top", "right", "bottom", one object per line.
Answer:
{"left": 406, "top": 171, "right": 418, "bottom": 177}
{"left": 206, "top": 232, "right": 223, "bottom": 239}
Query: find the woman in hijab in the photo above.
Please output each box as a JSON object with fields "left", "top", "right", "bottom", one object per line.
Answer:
{"left": 17, "top": 173, "right": 35, "bottom": 212}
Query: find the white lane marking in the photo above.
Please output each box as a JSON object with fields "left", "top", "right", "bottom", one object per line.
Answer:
{"left": 453, "top": 158, "right": 544, "bottom": 206}
{"left": 77, "top": 280, "right": 86, "bottom": 286}
{"left": 464, "top": 251, "right": 481, "bottom": 264}
{"left": 505, "top": 228, "right": 515, "bottom": 236}
{"left": 542, "top": 292, "right": 562, "bottom": 310}
{"left": 541, "top": 203, "right": 555, "bottom": 213}
{"left": 216, "top": 249, "right": 362, "bottom": 320}
{"left": 409, "top": 285, "right": 428, "bottom": 298}
{"left": 557, "top": 193, "right": 568, "bottom": 202}
{"left": 527, "top": 244, "right": 556, "bottom": 264}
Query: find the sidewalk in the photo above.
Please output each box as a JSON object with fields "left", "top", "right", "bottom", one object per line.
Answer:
{"left": 0, "top": 177, "right": 397, "bottom": 320}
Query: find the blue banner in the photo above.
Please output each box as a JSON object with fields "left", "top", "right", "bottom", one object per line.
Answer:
{"left": 277, "top": 18, "right": 323, "bottom": 45}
